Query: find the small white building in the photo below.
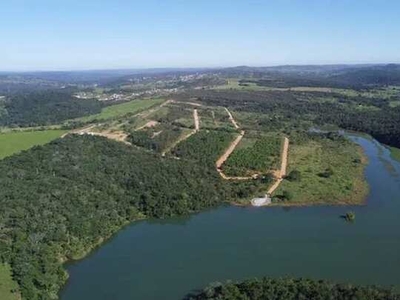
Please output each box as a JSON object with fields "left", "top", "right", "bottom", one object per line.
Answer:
{"left": 251, "top": 195, "right": 272, "bottom": 207}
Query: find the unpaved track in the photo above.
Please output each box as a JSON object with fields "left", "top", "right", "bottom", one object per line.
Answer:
{"left": 216, "top": 106, "right": 290, "bottom": 199}
{"left": 137, "top": 99, "right": 172, "bottom": 119}
{"left": 135, "top": 120, "right": 158, "bottom": 131}
{"left": 225, "top": 107, "right": 240, "bottom": 129}
{"left": 216, "top": 130, "right": 245, "bottom": 168}
{"left": 267, "top": 137, "right": 289, "bottom": 195}
{"left": 216, "top": 107, "right": 249, "bottom": 180}
{"left": 162, "top": 130, "right": 196, "bottom": 156}
{"left": 193, "top": 109, "right": 200, "bottom": 131}
{"left": 162, "top": 108, "right": 200, "bottom": 156}
{"left": 215, "top": 108, "right": 250, "bottom": 180}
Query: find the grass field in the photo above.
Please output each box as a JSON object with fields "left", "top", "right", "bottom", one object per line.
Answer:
{"left": 72, "top": 98, "right": 164, "bottom": 122}
{"left": 389, "top": 146, "right": 400, "bottom": 162}
{"left": 274, "top": 136, "right": 368, "bottom": 205}
{"left": 0, "top": 264, "right": 19, "bottom": 300}
{"left": 0, "top": 130, "right": 66, "bottom": 159}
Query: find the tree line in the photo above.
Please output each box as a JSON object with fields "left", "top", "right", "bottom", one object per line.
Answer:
{"left": 0, "top": 90, "right": 103, "bottom": 127}
{"left": 0, "top": 135, "right": 263, "bottom": 299}
{"left": 185, "top": 277, "right": 400, "bottom": 300}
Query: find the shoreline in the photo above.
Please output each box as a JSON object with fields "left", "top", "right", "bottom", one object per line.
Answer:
{"left": 58, "top": 137, "right": 370, "bottom": 299}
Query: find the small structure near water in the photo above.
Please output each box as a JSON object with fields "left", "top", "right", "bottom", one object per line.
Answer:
{"left": 251, "top": 195, "right": 272, "bottom": 207}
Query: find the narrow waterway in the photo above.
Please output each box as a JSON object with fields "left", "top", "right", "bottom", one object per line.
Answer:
{"left": 62, "top": 136, "right": 400, "bottom": 300}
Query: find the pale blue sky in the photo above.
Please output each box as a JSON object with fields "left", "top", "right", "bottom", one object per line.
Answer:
{"left": 1, "top": 0, "right": 399, "bottom": 71}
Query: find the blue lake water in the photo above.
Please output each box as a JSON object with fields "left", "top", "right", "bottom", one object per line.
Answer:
{"left": 61, "top": 136, "right": 400, "bottom": 300}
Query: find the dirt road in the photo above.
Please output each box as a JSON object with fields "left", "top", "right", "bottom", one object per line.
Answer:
{"left": 215, "top": 130, "right": 247, "bottom": 181}
{"left": 215, "top": 108, "right": 248, "bottom": 179}
{"left": 137, "top": 99, "right": 172, "bottom": 119}
{"left": 193, "top": 109, "right": 200, "bottom": 131}
{"left": 162, "top": 130, "right": 196, "bottom": 157}
{"left": 162, "top": 108, "right": 200, "bottom": 156}
{"left": 135, "top": 120, "right": 158, "bottom": 131}
{"left": 224, "top": 108, "right": 240, "bottom": 129}
{"left": 216, "top": 130, "right": 245, "bottom": 168}
{"left": 267, "top": 137, "right": 289, "bottom": 195}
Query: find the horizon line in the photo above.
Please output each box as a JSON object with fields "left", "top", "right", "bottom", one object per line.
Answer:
{"left": 0, "top": 62, "right": 398, "bottom": 73}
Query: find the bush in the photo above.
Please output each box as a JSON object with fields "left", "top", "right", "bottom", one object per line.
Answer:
{"left": 318, "top": 167, "right": 334, "bottom": 178}
{"left": 286, "top": 170, "right": 301, "bottom": 181}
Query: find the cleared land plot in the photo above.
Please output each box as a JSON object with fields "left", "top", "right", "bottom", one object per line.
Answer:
{"left": 172, "top": 130, "right": 234, "bottom": 165}
{"left": 71, "top": 98, "right": 164, "bottom": 122}
{"left": 0, "top": 264, "right": 19, "bottom": 300}
{"left": 222, "top": 135, "right": 282, "bottom": 177}
{"left": 196, "top": 107, "right": 234, "bottom": 130}
{"left": 150, "top": 104, "right": 195, "bottom": 129}
{"left": 128, "top": 123, "right": 185, "bottom": 153}
{"left": 0, "top": 130, "right": 66, "bottom": 159}
{"left": 274, "top": 135, "right": 368, "bottom": 205}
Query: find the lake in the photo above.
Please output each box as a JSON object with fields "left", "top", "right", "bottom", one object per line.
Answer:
{"left": 61, "top": 136, "right": 400, "bottom": 300}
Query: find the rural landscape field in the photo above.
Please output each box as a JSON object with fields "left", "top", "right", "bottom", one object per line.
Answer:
{"left": 1, "top": 64, "right": 400, "bottom": 300}
{"left": 1, "top": 1, "right": 400, "bottom": 299}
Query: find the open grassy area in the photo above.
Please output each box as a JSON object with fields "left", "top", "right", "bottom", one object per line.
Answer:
{"left": 274, "top": 135, "right": 368, "bottom": 205}
{"left": 389, "top": 146, "right": 400, "bottom": 162}
{"left": 0, "top": 130, "right": 66, "bottom": 159}
{"left": 214, "top": 79, "right": 268, "bottom": 91}
{"left": 0, "top": 264, "right": 19, "bottom": 300}
{"left": 389, "top": 100, "right": 400, "bottom": 108}
{"left": 72, "top": 98, "right": 164, "bottom": 122}
{"left": 195, "top": 107, "right": 235, "bottom": 130}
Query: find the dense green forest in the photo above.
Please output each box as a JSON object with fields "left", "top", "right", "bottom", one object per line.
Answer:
{"left": 176, "top": 90, "right": 400, "bottom": 149}
{"left": 186, "top": 277, "right": 400, "bottom": 300}
{"left": 0, "top": 135, "right": 261, "bottom": 299}
{"left": 0, "top": 91, "right": 102, "bottom": 127}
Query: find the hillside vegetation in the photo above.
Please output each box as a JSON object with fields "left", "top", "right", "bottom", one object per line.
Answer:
{"left": 0, "top": 135, "right": 258, "bottom": 300}
{"left": 0, "top": 91, "right": 102, "bottom": 126}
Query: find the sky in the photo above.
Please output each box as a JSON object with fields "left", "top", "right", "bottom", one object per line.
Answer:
{"left": 1, "top": 0, "right": 400, "bottom": 71}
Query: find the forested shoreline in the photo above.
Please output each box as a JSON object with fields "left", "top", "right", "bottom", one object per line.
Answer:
{"left": 1, "top": 66, "right": 400, "bottom": 299}
{"left": 0, "top": 135, "right": 262, "bottom": 299}
{"left": 186, "top": 277, "right": 400, "bottom": 300}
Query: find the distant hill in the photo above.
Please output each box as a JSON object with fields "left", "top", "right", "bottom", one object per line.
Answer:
{"left": 218, "top": 64, "right": 400, "bottom": 88}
